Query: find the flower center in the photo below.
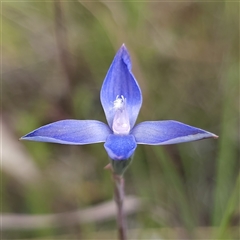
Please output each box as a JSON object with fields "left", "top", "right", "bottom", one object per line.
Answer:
{"left": 112, "top": 95, "right": 130, "bottom": 135}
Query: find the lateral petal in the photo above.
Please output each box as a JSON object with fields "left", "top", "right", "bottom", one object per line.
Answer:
{"left": 131, "top": 120, "right": 218, "bottom": 145}
{"left": 20, "top": 120, "right": 112, "bottom": 145}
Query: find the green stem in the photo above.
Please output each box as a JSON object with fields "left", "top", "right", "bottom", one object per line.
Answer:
{"left": 215, "top": 173, "right": 240, "bottom": 239}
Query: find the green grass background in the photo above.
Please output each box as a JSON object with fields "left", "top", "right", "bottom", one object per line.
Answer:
{"left": 2, "top": 1, "right": 239, "bottom": 239}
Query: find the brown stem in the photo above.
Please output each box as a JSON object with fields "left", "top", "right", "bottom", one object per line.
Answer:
{"left": 54, "top": 0, "right": 74, "bottom": 87}
{"left": 113, "top": 174, "right": 127, "bottom": 240}
{"left": 54, "top": 0, "right": 74, "bottom": 116}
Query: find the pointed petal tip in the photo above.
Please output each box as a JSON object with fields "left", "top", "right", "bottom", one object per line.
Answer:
{"left": 121, "top": 43, "right": 126, "bottom": 49}
{"left": 201, "top": 131, "right": 218, "bottom": 140}
{"left": 19, "top": 135, "right": 28, "bottom": 141}
{"left": 119, "top": 44, "right": 129, "bottom": 58}
{"left": 205, "top": 131, "right": 218, "bottom": 139}
{"left": 19, "top": 135, "right": 35, "bottom": 141}
{"left": 196, "top": 132, "right": 218, "bottom": 141}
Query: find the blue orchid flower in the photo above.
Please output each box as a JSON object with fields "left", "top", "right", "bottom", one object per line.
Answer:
{"left": 21, "top": 44, "right": 218, "bottom": 164}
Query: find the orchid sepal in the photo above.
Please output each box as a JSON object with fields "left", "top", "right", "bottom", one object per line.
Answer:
{"left": 20, "top": 120, "right": 112, "bottom": 145}
{"left": 131, "top": 120, "right": 218, "bottom": 145}
{"left": 100, "top": 44, "right": 142, "bottom": 130}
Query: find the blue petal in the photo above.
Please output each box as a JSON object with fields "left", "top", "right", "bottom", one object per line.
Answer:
{"left": 100, "top": 44, "right": 142, "bottom": 129}
{"left": 104, "top": 134, "right": 137, "bottom": 160}
{"left": 131, "top": 120, "right": 218, "bottom": 145}
{"left": 20, "top": 120, "right": 112, "bottom": 145}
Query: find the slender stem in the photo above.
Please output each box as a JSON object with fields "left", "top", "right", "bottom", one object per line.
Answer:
{"left": 113, "top": 174, "right": 127, "bottom": 240}
{"left": 54, "top": 0, "right": 74, "bottom": 116}
{"left": 54, "top": 0, "right": 74, "bottom": 86}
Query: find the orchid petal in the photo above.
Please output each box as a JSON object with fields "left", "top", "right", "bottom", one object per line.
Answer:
{"left": 100, "top": 44, "right": 142, "bottom": 129}
{"left": 20, "top": 120, "right": 112, "bottom": 145}
{"left": 104, "top": 134, "right": 137, "bottom": 160}
{"left": 131, "top": 120, "right": 218, "bottom": 145}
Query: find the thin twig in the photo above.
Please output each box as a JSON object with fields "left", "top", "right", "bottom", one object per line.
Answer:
{"left": 54, "top": 0, "right": 75, "bottom": 116}
{"left": 1, "top": 196, "right": 141, "bottom": 230}
{"left": 113, "top": 174, "right": 127, "bottom": 240}
{"left": 54, "top": 0, "right": 74, "bottom": 87}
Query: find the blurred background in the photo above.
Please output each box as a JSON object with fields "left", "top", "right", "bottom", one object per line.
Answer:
{"left": 1, "top": 1, "right": 239, "bottom": 239}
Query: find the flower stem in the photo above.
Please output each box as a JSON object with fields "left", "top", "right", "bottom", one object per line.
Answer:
{"left": 113, "top": 174, "right": 127, "bottom": 240}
